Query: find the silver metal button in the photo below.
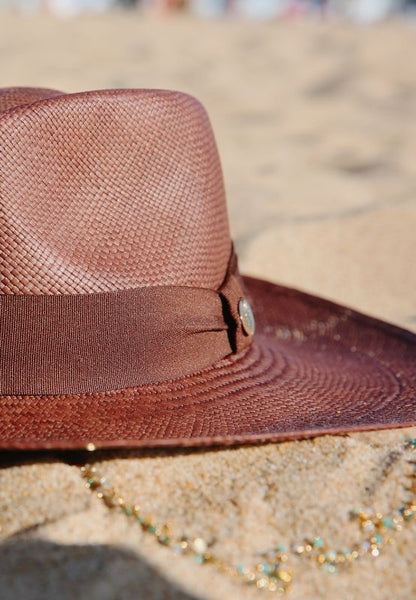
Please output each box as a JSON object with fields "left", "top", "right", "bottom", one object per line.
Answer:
{"left": 238, "top": 298, "right": 255, "bottom": 336}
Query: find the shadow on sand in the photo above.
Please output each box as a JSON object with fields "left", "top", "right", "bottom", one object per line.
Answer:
{"left": 0, "top": 538, "right": 202, "bottom": 600}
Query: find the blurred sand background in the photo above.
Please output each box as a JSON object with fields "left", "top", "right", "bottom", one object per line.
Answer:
{"left": 0, "top": 13, "right": 415, "bottom": 600}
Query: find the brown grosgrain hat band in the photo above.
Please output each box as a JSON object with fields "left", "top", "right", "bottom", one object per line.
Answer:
{"left": 0, "top": 250, "right": 251, "bottom": 395}
{"left": 0, "top": 86, "right": 415, "bottom": 450}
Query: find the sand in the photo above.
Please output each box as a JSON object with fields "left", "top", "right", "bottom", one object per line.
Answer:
{"left": 0, "top": 13, "right": 415, "bottom": 600}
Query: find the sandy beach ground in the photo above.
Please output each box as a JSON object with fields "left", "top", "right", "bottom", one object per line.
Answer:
{"left": 0, "top": 13, "right": 415, "bottom": 600}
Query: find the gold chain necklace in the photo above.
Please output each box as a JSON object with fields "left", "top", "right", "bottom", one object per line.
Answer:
{"left": 81, "top": 437, "right": 416, "bottom": 594}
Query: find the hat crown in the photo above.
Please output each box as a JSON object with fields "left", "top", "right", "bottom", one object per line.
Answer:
{"left": 0, "top": 88, "right": 231, "bottom": 295}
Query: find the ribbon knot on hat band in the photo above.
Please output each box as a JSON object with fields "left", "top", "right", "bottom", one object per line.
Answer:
{"left": 0, "top": 248, "right": 253, "bottom": 396}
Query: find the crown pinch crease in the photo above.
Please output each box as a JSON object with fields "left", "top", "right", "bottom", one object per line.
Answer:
{"left": 0, "top": 249, "right": 252, "bottom": 396}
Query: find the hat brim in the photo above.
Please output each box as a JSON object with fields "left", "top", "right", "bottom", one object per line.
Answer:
{"left": 1, "top": 275, "right": 415, "bottom": 450}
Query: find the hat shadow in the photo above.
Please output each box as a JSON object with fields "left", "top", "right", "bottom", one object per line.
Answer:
{"left": 0, "top": 538, "right": 201, "bottom": 600}
{"left": 0, "top": 444, "right": 237, "bottom": 470}
{"left": 0, "top": 449, "right": 229, "bottom": 600}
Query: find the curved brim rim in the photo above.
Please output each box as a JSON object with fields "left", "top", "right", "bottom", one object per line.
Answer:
{"left": 1, "top": 276, "right": 415, "bottom": 450}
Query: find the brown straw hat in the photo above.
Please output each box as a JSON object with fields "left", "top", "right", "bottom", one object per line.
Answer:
{"left": 1, "top": 86, "right": 415, "bottom": 450}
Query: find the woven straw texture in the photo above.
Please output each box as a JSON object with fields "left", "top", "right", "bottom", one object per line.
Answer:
{"left": 0, "top": 87, "right": 415, "bottom": 451}
{"left": 2, "top": 273, "right": 415, "bottom": 448}
{"left": 0, "top": 87, "right": 62, "bottom": 112}
{"left": 0, "top": 88, "right": 230, "bottom": 295}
